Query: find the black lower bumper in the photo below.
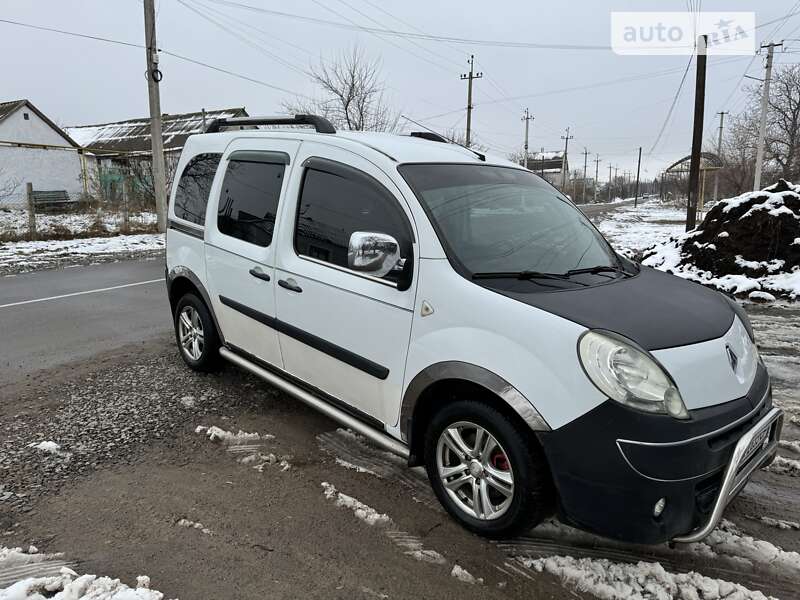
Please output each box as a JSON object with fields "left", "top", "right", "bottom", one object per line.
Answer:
{"left": 537, "top": 364, "right": 778, "bottom": 544}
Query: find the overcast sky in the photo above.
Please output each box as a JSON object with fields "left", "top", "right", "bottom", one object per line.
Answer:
{"left": 3, "top": 0, "right": 797, "bottom": 181}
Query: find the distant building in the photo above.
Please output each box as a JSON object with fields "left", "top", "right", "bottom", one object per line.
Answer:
{"left": 65, "top": 107, "right": 248, "bottom": 158}
{"left": 528, "top": 150, "right": 570, "bottom": 187}
{"left": 65, "top": 107, "right": 248, "bottom": 202}
{"left": 0, "top": 99, "right": 87, "bottom": 207}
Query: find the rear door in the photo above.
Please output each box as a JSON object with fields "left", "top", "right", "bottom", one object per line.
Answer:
{"left": 205, "top": 138, "right": 301, "bottom": 369}
{"left": 273, "top": 143, "right": 417, "bottom": 426}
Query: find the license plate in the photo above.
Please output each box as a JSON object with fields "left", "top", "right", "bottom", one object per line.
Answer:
{"left": 740, "top": 425, "right": 770, "bottom": 467}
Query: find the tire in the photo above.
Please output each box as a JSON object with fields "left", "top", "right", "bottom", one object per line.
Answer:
{"left": 174, "top": 293, "right": 221, "bottom": 372}
{"left": 424, "top": 400, "right": 554, "bottom": 538}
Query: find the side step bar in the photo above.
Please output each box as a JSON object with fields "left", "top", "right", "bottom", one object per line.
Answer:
{"left": 219, "top": 347, "right": 410, "bottom": 459}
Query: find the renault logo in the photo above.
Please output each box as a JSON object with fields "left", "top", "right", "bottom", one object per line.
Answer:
{"left": 726, "top": 345, "right": 739, "bottom": 372}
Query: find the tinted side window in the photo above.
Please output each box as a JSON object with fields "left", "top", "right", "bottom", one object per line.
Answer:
{"left": 173, "top": 153, "right": 221, "bottom": 225}
{"left": 295, "top": 167, "right": 412, "bottom": 281}
{"left": 217, "top": 160, "right": 285, "bottom": 247}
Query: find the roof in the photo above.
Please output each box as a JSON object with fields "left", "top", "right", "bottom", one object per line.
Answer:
{"left": 184, "top": 128, "right": 520, "bottom": 168}
{"left": 528, "top": 157, "right": 565, "bottom": 172}
{"left": 65, "top": 107, "right": 248, "bottom": 154}
{"left": 0, "top": 99, "right": 80, "bottom": 147}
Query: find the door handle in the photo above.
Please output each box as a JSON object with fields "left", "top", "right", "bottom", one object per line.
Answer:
{"left": 278, "top": 278, "right": 302, "bottom": 293}
{"left": 249, "top": 267, "right": 271, "bottom": 282}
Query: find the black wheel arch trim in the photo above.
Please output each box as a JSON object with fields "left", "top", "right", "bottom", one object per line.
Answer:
{"left": 400, "top": 361, "right": 551, "bottom": 445}
{"left": 166, "top": 266, "right": 225, "bottom": 345}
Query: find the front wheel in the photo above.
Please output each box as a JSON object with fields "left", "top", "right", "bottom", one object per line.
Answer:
{"left": 424, "top": 400, "right": 554, "bottom": 538}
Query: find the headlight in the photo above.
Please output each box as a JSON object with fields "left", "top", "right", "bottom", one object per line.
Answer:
{"left": 578, "top": 330, "right": 689, "bottom": 419}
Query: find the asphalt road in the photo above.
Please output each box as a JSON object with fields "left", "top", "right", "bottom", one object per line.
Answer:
{"left": 0, "top": 258, "right": 170, "bottom": 385}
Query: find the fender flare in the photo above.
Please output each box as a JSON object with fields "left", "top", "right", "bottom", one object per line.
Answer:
{"left": 166, "top": 265, "right": 225, "bottom": 345}
{"left": 399, "top": 361, "right": 551, "bottom": 443}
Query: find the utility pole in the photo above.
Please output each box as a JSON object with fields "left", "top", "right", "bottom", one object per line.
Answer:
{"left": 634, "top": 146, "right": 642, "bottom": 207}
{"left": 521, "top": 108, "right": 533, "bottom": 169}
{"left": 608, "top": 163, "right": 613, "bottom": 202}
{"left": 713, "top": 111, "right": 728, "bottom": 203}
{"left": 581, "top": 147, "right": 590, "bottom": 203}
{"left": 460, "top": 55, "right": 482, "bottom": 148}
{"left": 143, "top": 0, "right": 167, "bottom": 233}
{"left": 686, "top": 35, "right": 708, "bottom": 231}
{"left": 753, "top": 42, "right": 782, "bottom": 191}
{"left": 593, "top": 154, "right": 602, "bottom": 203}
{"left": 560, "top": 127, "right": 573, "bottom": 189}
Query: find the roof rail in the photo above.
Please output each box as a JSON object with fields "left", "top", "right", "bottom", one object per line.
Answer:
{"left": 409, "top": 131, "right": 449, "bottom": 143}
{"left": 204, "top": 114, "right": 336, "bottom": 134}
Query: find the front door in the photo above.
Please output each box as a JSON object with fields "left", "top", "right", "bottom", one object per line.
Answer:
{"left": 205, "top": 138, "right": 301, "bottom": 369}
{"left": 273, "top": 143, "right": 417, "bottom": 425}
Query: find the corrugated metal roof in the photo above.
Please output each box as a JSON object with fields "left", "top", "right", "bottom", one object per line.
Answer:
{"left": 65, "top": 107, "right": 248, "bottom": 154}
{"left": 0, "top": 99, "right": 26, "bottom": 123}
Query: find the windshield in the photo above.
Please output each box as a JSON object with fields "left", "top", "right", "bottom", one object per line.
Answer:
{"left": 398, "top": 164, "right": 619, "bottom": 276}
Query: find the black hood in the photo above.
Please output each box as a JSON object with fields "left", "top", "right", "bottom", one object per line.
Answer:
{"left": 480, "top": 266, "right": 734, "bottom": 351}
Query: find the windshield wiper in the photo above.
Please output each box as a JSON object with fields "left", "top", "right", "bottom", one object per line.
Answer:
{"left": 472, "top": 270, "right": 588, "bottom": 286}
{"left": 565, "top": 265, "right": 633, "bottom": 277}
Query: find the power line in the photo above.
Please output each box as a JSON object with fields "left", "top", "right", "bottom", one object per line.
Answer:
{"left": 0, "top": 17, "right": 313, "bottom": 99}
{"left": 202, "top": 0, "right": 615, "bottom": 50}
{"left": 647, "top": 55, "right": 694, "bottom": 156}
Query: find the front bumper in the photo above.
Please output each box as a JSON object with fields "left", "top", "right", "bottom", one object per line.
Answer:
{"left": 537, "top": 364, "right": 784, "bottom": 544}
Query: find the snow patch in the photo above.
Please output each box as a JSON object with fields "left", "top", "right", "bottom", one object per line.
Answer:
{"left": 0, "top": 546, "right": 169, "bottom": 599}
{"left": 749, "top": 291, "right": 777, "bottom": 302}
{"left": 334, "top": 458, "right": 381, "bottom": 477}
{"left": 194, "top": 425, "right": 265, "bottom": 444}
{"left": 524, "top": 555, "right": 775, "bottom": 600}
{"left": 320, "top": 482, "right": 391, "bottom": 526}
{"left": 450, "top": 564, "right": 483, "bottom": 585}
{"left": 177, "top": 518, "right": 212, "bottom": 535}
{"left": 779, "top": 440, "right": 800, "bottom": 454}
{"left": 756, "top": 516, "right": 800, "bottom": 531}
{"left": 765, "top": 455, "right": 800, "bottom": 477}
{"left": 27, "top": 441, "right": 71, "bottom": 458}
{"left": 689, "top": 519, "right": 800, "bottom": 577}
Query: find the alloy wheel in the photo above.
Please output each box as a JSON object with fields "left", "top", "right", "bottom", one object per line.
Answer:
{"left": 435, "top": 421, "right": 515, "bottom": 520}
{"left": 178, "top": 305, "right": 204, "bottom": 361}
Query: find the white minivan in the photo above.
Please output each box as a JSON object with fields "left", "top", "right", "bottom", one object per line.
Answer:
{"left": 165, "top": 115, "right": 783, "bottom": 544}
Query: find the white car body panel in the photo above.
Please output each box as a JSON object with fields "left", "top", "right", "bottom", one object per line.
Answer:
{"left": 402, "top": 258, "right": 608, "bottom": 431}
{"left": 652, "top": 316, "right": 758, "bottom": 410}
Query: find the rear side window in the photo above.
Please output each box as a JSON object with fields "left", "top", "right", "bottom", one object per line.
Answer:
{"left": 173, "top": 153, "right": 221, "bottom": 225}
{"left": 217, "top": 160, "right": 286, "bottom": 247}
{"left": 295, "top": 165, "right": 412, "bottom": 281}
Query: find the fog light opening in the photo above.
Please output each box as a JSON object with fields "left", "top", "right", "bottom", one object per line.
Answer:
{"left": 653, "top": 497, "right": 667, "bottom": 518}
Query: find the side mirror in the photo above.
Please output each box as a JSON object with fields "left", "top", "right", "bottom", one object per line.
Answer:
{"left": 348, "top": 231, "right": 401, "bottom": 278}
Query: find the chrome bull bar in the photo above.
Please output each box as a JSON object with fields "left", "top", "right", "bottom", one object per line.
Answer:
{"left": 672, "top": 406, "right": 784, "bottom": 543}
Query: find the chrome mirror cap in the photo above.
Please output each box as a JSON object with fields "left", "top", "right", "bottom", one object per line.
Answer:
{"left": 347, "top": 231, "right": 401, "bottom": 278}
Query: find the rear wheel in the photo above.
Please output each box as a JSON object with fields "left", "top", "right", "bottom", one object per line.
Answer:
{"left": 174, "top": 293, "right": 221, "bottom": 372}
{"left": 424, "top": 400, "right": 554, "bottom": 538}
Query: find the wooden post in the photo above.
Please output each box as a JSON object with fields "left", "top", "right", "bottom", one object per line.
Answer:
{"left": 121, "top": 176, "right": 130, "bottom": 235}
{"left": 26, "top": 182, "right": 36, "bottom": 241}
{"left": 686, "top": 35, "right": 708, "bottom": 231}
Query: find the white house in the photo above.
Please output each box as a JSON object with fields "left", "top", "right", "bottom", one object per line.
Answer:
{"left": 0, "top": 99, "right": 88, "bottom": 207}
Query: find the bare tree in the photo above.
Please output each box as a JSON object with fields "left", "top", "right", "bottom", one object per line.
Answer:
{"left": 763, "top": 64, "right": 800, "bottom": 181}
{"left": 0, "top": 167, "right": 21, "bottom": 207}
{"left": 285, "top": 47, "right": 400, "bottom": 132}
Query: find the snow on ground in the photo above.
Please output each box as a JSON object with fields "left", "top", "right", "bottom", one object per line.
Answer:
{"left": 523, "top": 555, "right": 775, "bottom": 600}
{"left": 765, "top": 455, "right": 800, "bottom": 477}
{"left": 0, "top": 546, "right": 168, "bottom": 599}
{"left": 176, "top": 518, "right": 212, "bottom": 535}
{"left": 194, "top": 425, "right": 288, "bottom": 471}
{"left": 0, "top": 209, "right": 157, "bottom": 239}
{"left": 595, "top": 199, "right": 687, "bottom": 255}
{"left": 0, "top": 234, "right": 164, "bottom": 275}
{"left": 321, "top": 482, "right": 391, "bottom": 526}
{"left": 688, "top": 519, "right": 800, "bottom": 577}
{"left": 450, "top": 564, "right": 483, "bottom": 585}
{"left": 754, "top": 516, "right": 800, "bottom": 531}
